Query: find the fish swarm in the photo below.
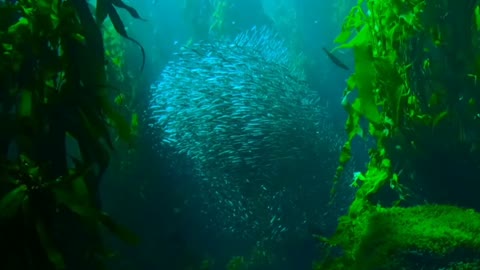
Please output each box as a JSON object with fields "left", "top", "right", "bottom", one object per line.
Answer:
{"left": 149, "top": 26, "right": 336, "bottom": 179}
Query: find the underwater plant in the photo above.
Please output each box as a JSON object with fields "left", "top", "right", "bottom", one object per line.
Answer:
{"left": 319, "top": 0, "right": 480, "bottom": 268}
{"left": 0, "top": 0, "right": 143, "bottom": 269}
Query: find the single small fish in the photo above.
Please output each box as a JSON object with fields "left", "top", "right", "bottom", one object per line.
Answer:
{"left": 323, "top": 47, "right": 350, "bottom": 70}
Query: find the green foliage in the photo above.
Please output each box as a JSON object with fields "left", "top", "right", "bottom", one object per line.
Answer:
{"left": 0, "top": 0, "right": 143, "bottom": 268}
{"left": 103, "top": 18, "right": 140, "bottom": 141}
{"left": 331, "top": 0, "right": 427, "bottom": 192}
{"left": 96, "top": 0, "right": 145, "bottom": 71}
{"left": 209, "top": 0, "right": 230, "bottom": 35}
{"left": 322, "top": 0, "right": 480, "bottom": 268}
{"left": 318, "top": 204, "right": 480, "bottom": 269}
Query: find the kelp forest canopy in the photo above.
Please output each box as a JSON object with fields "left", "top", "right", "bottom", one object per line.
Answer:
{"left": 318, "top": 0, "right": 480, "bottom": 269}
{"left": 0, "top": 0, "right": 139, "bottom": 269}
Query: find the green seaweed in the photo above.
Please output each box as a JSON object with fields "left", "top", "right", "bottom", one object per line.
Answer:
{"left": 321, "top": 0, "right": 480, "bottom": 268}
{"left": 0, "top": 0, "right": 143, "bottom": 268}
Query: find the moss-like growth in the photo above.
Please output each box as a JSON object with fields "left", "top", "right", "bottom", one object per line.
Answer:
{"left": 319, "top": 204, "right": 480, "bottom": 269}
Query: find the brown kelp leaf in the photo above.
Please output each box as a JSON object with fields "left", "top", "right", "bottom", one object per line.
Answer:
{"left": 98, "top": 212, "right": 140, "bottom": 245}
{"left": 95, "top": 0, "right": 109, "bottom": 24}
{"left": 111, "top": 0, "right": 147, "bottom": 21}
{"left": 107, "top": 4, "right": 145, "bottom": 71}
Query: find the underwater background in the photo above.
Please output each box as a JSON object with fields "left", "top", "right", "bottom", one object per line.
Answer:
{"left": 98, "top": 0, "right": 480, "bottom": 269}
{"left": 101, "top": 0, "right": 360, "bottom": 269}
{"left": 4, "top": 0, "right": 480, "bottom": 269}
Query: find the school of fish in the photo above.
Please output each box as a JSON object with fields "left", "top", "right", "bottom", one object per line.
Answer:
{"left": 148, "top": 26, "right": 343, "bottom": 243}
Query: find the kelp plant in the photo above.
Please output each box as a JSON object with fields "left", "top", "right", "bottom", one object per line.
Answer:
{"left": 0, "top": 0, "right": 143, "bottom": 269}
{"left": 209, "top": 0, "right": 230, "bottom": 36}
{"left": 318, "top": 0, "right": 480, "bottom": 269}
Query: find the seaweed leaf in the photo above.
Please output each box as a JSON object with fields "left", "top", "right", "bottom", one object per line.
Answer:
{"left": 0, "top": 184, "right": 27, "bottom": 219}
{"left": 351, "top": 45, "right": 381, "bottom": 125}
{"left": 97, "top": 212, "right": 140, "bottom": 245}
{"left": 103, "top": 102, "right": 135, "bottom": 145}
{"left": 334, "top": 29, "right": 353, "bottom": 44}
{"left": 54, "top": 183, "right": 97, "bottom": 218}
{"left": 53, "top": 179, "right": 139, "bottom": 245}
{"left": 78, "top": 108, "right": 113, "bottom": 150}
{"left": 432, "top": 110, "right": 448, "bottom": 128}
{"left": 36, "top": 218, "right": 66, "bottom": 270}
{"left": 18, "top": 90, "right": 33, "bottom": 117}
{"left": 95, "top": 0, "right": 109, "bottom": 24}
{"left": 71, "top": 174, "right": 91, "bottom": 206}
{"left": 53, "top": 169, "right": 95, "bottom": 216}
{"left": 111, "top": 0, "right": 146, "bottom": 21}
{"left": 107, "top": 3, "right": 145, "bottom": 71}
